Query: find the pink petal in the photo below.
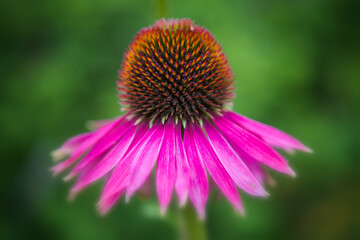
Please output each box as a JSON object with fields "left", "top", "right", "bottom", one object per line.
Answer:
{"left": 99, "top": 124, "right": 163, "bottom": 207}
{"left": 70, "top": 123, "right": 138, "bottom": 193}
{"left": 52, "top": 132, "right": 92, "bottom": 161}
{"left": 174, "top": 123, "right": 190, "bottom": 207}
{"left": 128, "top": 122, "right": 149, "bottom": 149}
{"left": 235, "top": 149, "right": 269, "bottom": 186}
{"left": 226, "top": 111, "right": 312, "bottom": 153}
{"left": 87, "top": 117, "right": 119, "bottom": 130}
{"left": 59, "top": 133, "right": 91, "bottom": 149}
{"left": 69, "top": 119, "right": 131, "bottom": 175}
{"left": 184, "top": 124, "right": 209, "bottom": 219}
{"left": 237, "top": 151, "right": 276, "bottom": 187}
{"left": 156, "top": 121, "right": 177, "bottom": 214}
{"left": 126, "top": 124, "right": 165, "bottom": 199}
{"left": 193, "top": 124, "right": 243, "bottom": 213}
{"left": 97, "top": 189, "right": 125, "bottom": 215}
{"left": 214, "top": 115, "right": 295, "bottom": 176}
{"left": 204, "top": 121, "right": 267, "bottom": 197}
{"left": 97, "top": 172, "right": 124, "bottom": 215}
{"left": 51, "top": 117, "right": 124, "bottom": 175}
{"left": 68, "top": 153, "right": 105, "bottom": 200}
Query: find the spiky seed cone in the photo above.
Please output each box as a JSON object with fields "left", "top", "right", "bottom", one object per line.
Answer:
{"left": 118, "top": 18, "right": 234, "bottom": 123}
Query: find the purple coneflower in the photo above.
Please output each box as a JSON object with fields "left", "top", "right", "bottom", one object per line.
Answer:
{"left": 52, "top": 18, "right": 311, "bottom": 219}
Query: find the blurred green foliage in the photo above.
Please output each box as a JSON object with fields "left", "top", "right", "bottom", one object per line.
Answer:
{"left": 1, "top": 0, "right": 359, "bottom": 239}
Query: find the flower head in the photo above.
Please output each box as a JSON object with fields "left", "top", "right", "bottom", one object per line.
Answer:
{"left": 118, "top": 18, "right": 234, "bottom": 124}
{"left": 52, "top": 18, "right": 311, "bottom": 219}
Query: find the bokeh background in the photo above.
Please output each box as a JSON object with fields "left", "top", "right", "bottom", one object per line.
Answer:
{"left": 1, "top": 0, "right": 359, "bottom": 239}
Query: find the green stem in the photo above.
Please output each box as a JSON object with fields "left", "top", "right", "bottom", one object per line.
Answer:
{"left": 179, "top": 204, "right": 207, "bottom": 240}
{"left": 155, "top": 0, "right": 167, "bottom": 19}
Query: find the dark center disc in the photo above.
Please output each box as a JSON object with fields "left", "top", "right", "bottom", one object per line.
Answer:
{"left": 118, "top": 19, "right": 234, "bottom": 123}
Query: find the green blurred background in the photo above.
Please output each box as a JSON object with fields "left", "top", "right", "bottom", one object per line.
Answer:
{"left": 1, "top": 0, "right": 359, "bottom": 239}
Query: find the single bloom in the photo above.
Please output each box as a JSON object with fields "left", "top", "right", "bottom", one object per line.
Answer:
{"left": 51, "top": 18, "right": 311, "bottom": 219}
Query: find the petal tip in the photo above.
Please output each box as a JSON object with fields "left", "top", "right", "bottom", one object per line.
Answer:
{"left": 96, "top": 203, "right": 109, "bottom": 216}
{"left": 287, "top": 167, "right": 297, "bottom": 177}
{"left": 160, "top": 206, "right": 167, "bottom": 216}
{"left": 178, "top": 197, "right": 188, "bottom": 207}
{"left": 125, "top": 193, "right": 132, "bottom": 204}
{"left": 96, "top": 197, "right": 113, "bottom": 216}
{"left": 235, "top": 206, "right": 245, "bottom": 216}
{"left": 233, "top": 200, "right": 245, "bottom": 215}
{"left": 50, "top": 166, "right": 61, "bottom": 177}
{"left": 303, "top": 146, "right": 313, "bottom": 153}
{"left": 70, "top": 183, "right": 84, "bottom": 194}
{"left": 51, "top": 149, "right": 69, "bottom": 162}
{"left": 63, "top": 173, "right": 76, "bottom": 182}
{"left": 67, "top": 191, "right": 78, "bottom": 202}
{"left": 198, "top": 211, "right": 205, "bottom": 221}
{"left": 249, "top": 182, "right": 268, "bottom": 197}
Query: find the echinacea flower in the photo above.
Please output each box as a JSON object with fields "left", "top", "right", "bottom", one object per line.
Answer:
{"left": 52, "top": 18, "right": 311, "bottom": 219}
